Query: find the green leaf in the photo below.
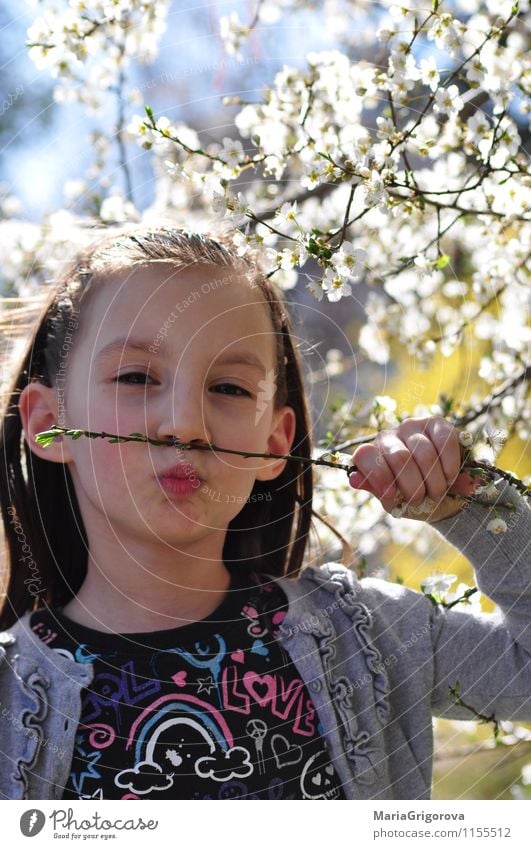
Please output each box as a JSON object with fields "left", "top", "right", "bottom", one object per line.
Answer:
{"left": 511, "top": 2, "right": 519, "bottom": 15}
{"left": 144, "top": 105, "right": 153, "bottom": 118}
{"left": 438, "top": 394, "right": 454, "bottom": 415}
{"left": 435, "top": 254, "right": 450, "bottom": 269}
{"left": 69, "top": 430, "right": 84, "bottom": 440}
{"left": 34, "top": 431, "right": 58, "bottom": 447}
{"left": 108, "top": 437, "right": 128, "bottom": 443}
{"left": 432, "top": 0, "right": 440, "bottom": 10}
{"left": 357, "top": 557, "right": 367, "bottom": 578}
{"left": 128, "top": 432, "right": 148, "bottom": 440}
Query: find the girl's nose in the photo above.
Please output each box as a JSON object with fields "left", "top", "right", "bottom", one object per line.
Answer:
{"left": 156, "top": 394, "right": 212, "bottom": 446}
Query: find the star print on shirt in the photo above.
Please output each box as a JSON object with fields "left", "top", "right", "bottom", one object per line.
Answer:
{"left": 70, "top": 744, "right": 102, "bottom": 796}
{"left": 196, "top": 676, "right": 216, "bottom": 695}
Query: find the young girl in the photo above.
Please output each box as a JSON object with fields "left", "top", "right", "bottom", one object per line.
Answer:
{"left": 0, "top": 226, "right": 529, "bottom": 801}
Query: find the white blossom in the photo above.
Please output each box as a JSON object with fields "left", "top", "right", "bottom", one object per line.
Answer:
{"left": 99, "top": 194, "right": 140, "bottom": 224}
{"left": 301, "top": 159, "right": 329, "bottom": 190}
{"left": 272, "top": 267, "right": 299, "bottom": 290}
{"left": 277, "top": 244, "right": 308, "bottom": 270}
{"left": 126, "top": 114, "right": 151, "bottom": 147}
{"left": 361, "top": 169, "right": 388, "bottom": 206}
{"left": 421, "top": 573, "right": 457, "bottom": 598}
{"left": 466, "top": 111, "right": 491, "bottom": 148}
{"left": 466, "top": 57, "right": 485, "bottom": 87}
{"left": 305, "top": 278, "right": 324, "bottom": 301}
{"left": 419, "top": 57, "right": 440, "bottom": 92}
{"left": 458, "top": 431, "right": 474, "bottom": 447}
{"left": 370, "top": 395, "right": 399, "bottom": 429}
{"left": 474, "top": 483, "right": 499, "bottom": 499}
{"left": 332, "top": 242, "right": 366, "bottom": 280}
{"left": 487, "top": 517, "right": 508, "bottom": 534}
{"left": 433, "top": 85, "right": 464, "bottom": 117}
{"left": 321, "top": 267, "right": 353, "bottom": 302}
{"left": 427, "top": 14, "right": 463, "bottom": 55}
{"left": 359, "top": 324, "right": 390, "bottom": 365}
{"left": 218, "top": 137, "right": 245, "bottom": 171}
{"left": 274, "top": 201, "right": 301, "bottom": 232}
{"left": 219, "top": 12, "right": 250, "bottom": 61}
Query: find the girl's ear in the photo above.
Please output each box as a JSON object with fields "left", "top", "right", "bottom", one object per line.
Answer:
{"left": 18, "top": 382, "right": 74, "bottom": 465}
{"left": 255, "top": 404, "right": 297, "bottom": 482}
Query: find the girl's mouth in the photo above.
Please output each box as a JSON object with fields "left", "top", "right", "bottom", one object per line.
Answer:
{"left": 158, "top": 476, "right": 203, "bottom": 496}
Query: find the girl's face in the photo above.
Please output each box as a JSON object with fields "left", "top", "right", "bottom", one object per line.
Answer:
{"left": 44, "top": 263, "right": 296, "bottom": 550}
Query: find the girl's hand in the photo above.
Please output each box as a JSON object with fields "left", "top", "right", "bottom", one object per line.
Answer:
{"left": 347, "top": 416, "right": 487, "bottom": 523}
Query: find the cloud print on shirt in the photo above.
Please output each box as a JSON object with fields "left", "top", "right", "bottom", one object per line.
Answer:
{"left": 115, "top": 760, "right": 176, "bottom": 795}
{"left": 195, "top": 746, "right": 253, "bottom": 781}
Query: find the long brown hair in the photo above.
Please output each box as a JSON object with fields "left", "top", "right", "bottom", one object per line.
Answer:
{"left": 0, "top": 226, "right": 351, "bottom": 629}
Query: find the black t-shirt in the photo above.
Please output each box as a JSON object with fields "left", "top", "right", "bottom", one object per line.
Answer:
{"left": 30, "top": 571, "right": 346, "bottom": 800}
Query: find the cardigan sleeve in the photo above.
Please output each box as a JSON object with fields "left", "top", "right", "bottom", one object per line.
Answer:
{"left": 425, "top": 480, "right": 531, "bottom": 720}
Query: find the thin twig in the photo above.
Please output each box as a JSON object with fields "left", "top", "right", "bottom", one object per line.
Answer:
{"left": 35, "top": 425, "right": 360, "bottom": 475}
{"left": 452, "top": 366, "right": 530, "bottom": 427}
{"left": 34, "top": 424, "right": 530, "bottom": 500}
{"left": 449, "top": 681, "right": 501, "bottom": 742}
{"left": 114, "top": 64, "right": 134, "bottom": 204}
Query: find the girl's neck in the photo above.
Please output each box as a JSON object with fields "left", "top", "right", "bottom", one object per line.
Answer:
{"left": 60, "top": 557, "right": 232, "bottom": 634}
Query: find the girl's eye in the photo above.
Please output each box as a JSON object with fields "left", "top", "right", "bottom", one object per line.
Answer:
{"left": 114, "top": 375, "right": 250, "bottom": 396}
{"left": 114, "top": 372, "right": 156, "bottom": 385}
{"left": 211, "top": 383, "right": 251, "bottom": 397}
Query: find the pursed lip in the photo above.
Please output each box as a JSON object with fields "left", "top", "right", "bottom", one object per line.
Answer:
{"left": 157, "top": 462, "right": 204, "bottom": 482}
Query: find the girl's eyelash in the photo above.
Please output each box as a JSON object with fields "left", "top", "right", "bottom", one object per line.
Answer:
{"left": 212, "top": 383, "right": 251, "bottom": 397}
{"left": 114, "top": 372, "right": 155, "bottom": 385}
{"left": 114, "top": 373, "right": 251, "bottom": 397}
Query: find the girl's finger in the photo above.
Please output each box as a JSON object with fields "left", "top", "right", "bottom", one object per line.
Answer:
{"left": 398, "top": 417, "right": 462, "bottom": 486}
{"left": 375, "top": 433, "right": 426, "bottom": 505}
{"left": 424, "top": 418, "right": 462, "bottom": 485}
{"left": 402, "top": 432, "right": 448, "bottom": 502}
{"left": 352, "top": 435, "right": 427, "bottom": 504}
{"left": 348, "top": 442, "right": 398, "bottom": 498}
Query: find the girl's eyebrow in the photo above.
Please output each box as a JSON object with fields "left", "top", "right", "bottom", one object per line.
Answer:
{"left": 95, "top": 336, "right": 267, "bottom": 372}
{"left": 95, "top": 336, "right": 157, "bottom": 360}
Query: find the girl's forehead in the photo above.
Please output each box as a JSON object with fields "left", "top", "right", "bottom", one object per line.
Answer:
{"left": 86, "top": 264, "right": 267, "bottom": 316}
{"left": 79, "top": 263, "right": 277, "bottom": 357}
